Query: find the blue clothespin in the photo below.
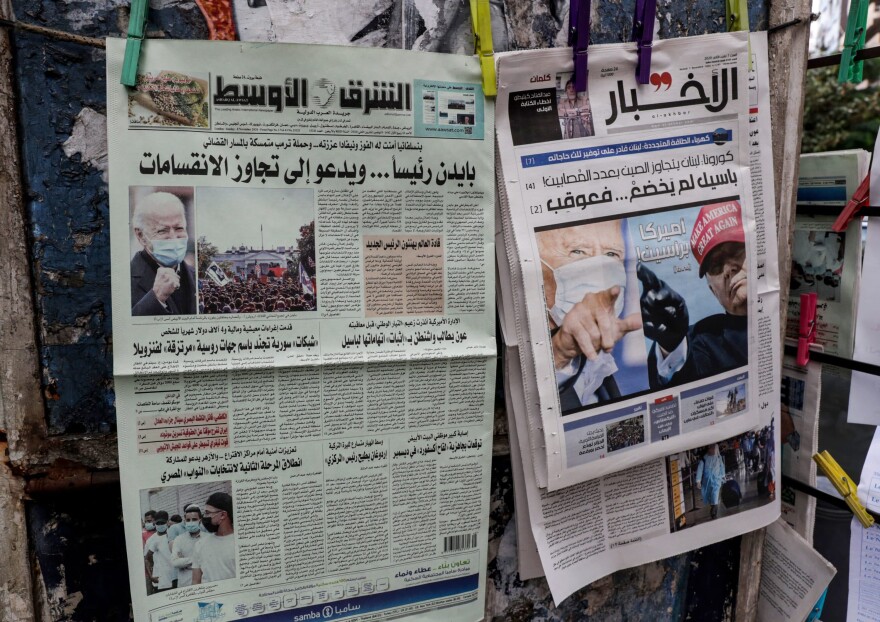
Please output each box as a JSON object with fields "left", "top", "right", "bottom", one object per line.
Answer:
{"left": 805, "top": 588, "right": 828, "bottom": 622}
{"left": 631, "top": 0, "right": 656, "bottom": 84}
{"left": 470, "top": 0, "right": 496, "bottom": 96}
{"left": 571, "top": 0, "right": 591, "bottom": 92}
{"left": 839, "top": 0, "right": 869, "bottom": 84}
{"left": 121, "top": 0, "right": 149, "bottom": 87}
{"left": 726, "top": 0, "right": 752, "bottom": 70}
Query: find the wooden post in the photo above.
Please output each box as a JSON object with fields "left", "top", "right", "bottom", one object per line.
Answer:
{"left": 0, "top": 0, "right": 39, "bottom": 617}
{"left": 735, "top": 2, "right": 814, "bottom": 620}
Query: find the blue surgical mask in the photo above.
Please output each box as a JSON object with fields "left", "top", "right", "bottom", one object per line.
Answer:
{"left": 144, "top": 522, "right": 155, "bottom": 531}
{"left": 185, "top": 522, "right": 201, "bottom": 533}
{"left": 148, "top": 237, "right": 188, "bottom": 267}
{"left": 156, "top": 524, "right": 168, "bottom": 534}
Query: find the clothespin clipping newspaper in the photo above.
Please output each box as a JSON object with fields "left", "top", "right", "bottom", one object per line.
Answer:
{"left": 839, "top": 0, "right": 869, "bottom": 84}
{"left": 121, "top": 0, "right": 149, "bottom": 86}
{"left": 632, "top": 0, "right": 656, "bottom": 84}
{"left": 571, "top": 0, "right": 591, "bottom": 92}
{"left": 831, "top": 173, "right": 870, "bottom": 232}
{"left": 796, "top": 292, "right": 817, "bottom": 366}
{"left": 813, "top": 450, "right": 875, "bottom": 528}
{"left": 726, "top": 0, "right": 752, "bottom": 70}
{"left": 470, "top": 0, "right": 495, "bottom": 97}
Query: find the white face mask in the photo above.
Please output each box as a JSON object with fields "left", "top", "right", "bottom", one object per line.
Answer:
{"left": 543, "top": 254, "right": 627, "bottom": 326}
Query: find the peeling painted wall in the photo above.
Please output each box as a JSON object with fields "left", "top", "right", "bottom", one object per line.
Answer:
{"left": 9, "top": 0, "right": 765, "bottom": 619}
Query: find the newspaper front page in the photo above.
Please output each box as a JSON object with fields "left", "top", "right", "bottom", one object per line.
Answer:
{"left": 107, "top": 39, "right": 495, "bottom": 622}
{"left": 496, "top": 33, "right": 781, "bottom": 602}
{"left": 496, "top": 31, "right": 781, "bottom": 490}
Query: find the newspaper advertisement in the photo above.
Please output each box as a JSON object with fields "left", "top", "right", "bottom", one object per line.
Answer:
{"left": 788, "top": 150, "right": 867, "bottom": 358}
{"left": 780, "top": 357, "right": 821, "bottom": 543}
{"left": 107, "top": 39, "right": 496, "bottom": 622}
{"left": 496, "top": 33, "right": 780, "bottom": 602}
{"left": 756, "top": 518, "right": 836, "bottom": 622}
{"left": 496, "top": 31, "right": 781, "bottom": 489}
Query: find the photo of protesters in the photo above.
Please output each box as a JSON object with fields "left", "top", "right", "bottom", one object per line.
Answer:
{"left": 140, "top": 481, "right": 235, "bottom": 594}
{"left": 129, "top": 186, "right": 197, "bottom": 316}
{"left": 665, "top": 424, "right": 775, "bottom": 530}
{"left": 555, "top": 73, "right": 594, "bottom": 139}
{"left": 635, "top": 201, "right": 749, "bottom": 390}
{"left": 790, "top": 229, "right": 845, "bottom": 302}
{"left": 606, "top": 415, "right": 645, "bottom": 452}
{"left": 195, "top": 187, "right": 316, "bottom": 314}
{"left": 536, "top": 220, "right": 649, "bottom": 414}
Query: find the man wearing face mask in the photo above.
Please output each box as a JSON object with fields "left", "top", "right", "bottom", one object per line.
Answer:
{"left": 192, "top": 492, "right": 236, "bottom": 584}
{"left": 131, "top": 192, "right": 197, "bottom": 316}
{"left": 144, "top": 510, "right": 177, "bottom": 592}
{"left": 171, "top": 505, "right": 203, "bottom": 588}
{"left": 640, "top": 201, "right": 748, "bottom": 388}
{"left": 142, "top": 510, "right": 158, "bottom": 595}
{"left": 537, "top": 221, "right": 644, "bottom": 410}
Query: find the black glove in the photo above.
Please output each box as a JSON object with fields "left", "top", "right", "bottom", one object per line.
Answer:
{"left": 637, "top": 262, "right": 689, "bottom": 353}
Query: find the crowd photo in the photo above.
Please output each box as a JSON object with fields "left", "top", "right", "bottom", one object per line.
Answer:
{"left": 606, "top": 415, "right": 646, "bottom": 452}
{"left": 140, "top": 482, "right": 235, "bottom": 595}
{"left": 195, "top": 187, "right": 317, "bottom": 315}
{"left": 665, "top": 424, "right": 775, "bottom": 530}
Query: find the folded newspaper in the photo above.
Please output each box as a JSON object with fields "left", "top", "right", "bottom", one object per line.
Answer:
{"left": 108, "top": 39, "right": 496, "bottom": 622}
{"left": 496, "top": 32, "right": 782, "bottom": 601}
{"left": 495, "top": 30, "right": 782, "bottom": 491}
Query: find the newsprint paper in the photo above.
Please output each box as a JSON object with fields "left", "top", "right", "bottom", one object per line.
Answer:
{"left": 496, "top": 31, "right": 781, "bottom": 490}
{"left": 496, "top": 32, "right": 781, "bottom": 602}
{"left": 107, "top": 39, "right": 495, "bottom": 622}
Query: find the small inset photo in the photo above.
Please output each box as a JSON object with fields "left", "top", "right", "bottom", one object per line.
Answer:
{"left": 554, "top": 71, "right": 594, "bottom": 139}
{"left": 140, "top": 481, "right": 235, "bottom": 595}
{"left": 606, "top": 414, "right": 645, "bottom": 452}
{"left": 715, "top": 383, "right": 746, "bottom": 417}
{"left": 665, "top": 424, "right": 775, "bottom": 531}
{"left": 196, "top": 187, "right": 317, "bottom": 314}
{"left": 129, "top": 71, "right": 209, "bottom": 128}
{"left": 129, "top": 186, "right": 197, "bottom": 317}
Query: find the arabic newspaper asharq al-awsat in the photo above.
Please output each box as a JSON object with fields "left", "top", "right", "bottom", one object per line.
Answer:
{"left": 495, "top": 30, "right": 781, "bottom": 491}
{"left": 107, "top": 39, "right": 496, "bottom": 622}
{"left": 496, "top": 31, "right": 782, "bottom": 603}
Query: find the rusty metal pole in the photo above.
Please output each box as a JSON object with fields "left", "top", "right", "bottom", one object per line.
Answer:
{"left": 0, "top": 0, "right": 42, "bottom": 618}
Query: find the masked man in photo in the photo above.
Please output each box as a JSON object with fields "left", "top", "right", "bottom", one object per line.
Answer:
{"left": 538, "top": 221, "right": 643, "bottom": 410}
{"left": 640, "top": 201, "right": 748, "bottom": 388}
{"left": 131, "top": 192, "right": 197, "bottom": 316}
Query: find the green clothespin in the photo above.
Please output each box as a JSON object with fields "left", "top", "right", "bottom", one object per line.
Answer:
{"left": 470, "top": 0, "right": 496, "bottom": 97}
{"left": 839, "top": 0, "right": 869, "bottom": 84}
{"left": 121, "top": 0, "right": 149, "bottom": 87}
{"left": 726, "top": 0, "right": 752, "bottom": 70}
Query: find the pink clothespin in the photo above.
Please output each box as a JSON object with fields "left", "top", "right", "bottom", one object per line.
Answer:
{"left": 832, "top": 173, "right": 870, "bottom": 232}
{"left": 796, "top": 292, "right": 818, "bottom": 366}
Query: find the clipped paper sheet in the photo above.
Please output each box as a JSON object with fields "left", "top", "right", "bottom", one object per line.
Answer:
{"left": 107, "top": 39, "right": 496, "bottom": 622}
{"left": 757, "top": 518, "right": 836, "bottom": 622}
{"left": 848, "top": 217, "right": 880, "bottom": 424}
{"left": 495, "top": 30, "right": 781, "bottom": 490}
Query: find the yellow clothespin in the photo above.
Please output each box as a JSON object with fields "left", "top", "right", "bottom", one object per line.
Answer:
{"left": 470, "top": 0, "right": 496, "bottom": 96}
{"left": 726, "top": 0, "right": 752, "bottom": 70}
{"left": 814, "top": 450, "right": 875, "bottom": 528}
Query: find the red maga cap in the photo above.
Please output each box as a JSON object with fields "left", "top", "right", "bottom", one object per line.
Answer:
{"left": 690, "top": 201, "right": 745, "bottom": 277}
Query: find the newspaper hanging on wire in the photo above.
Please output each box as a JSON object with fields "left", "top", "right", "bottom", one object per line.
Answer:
{"left": 107, "top": 38, "right": 495, "bottom": 622}
{"left": 495, "top": 30, "right": 781, "bottom": 490}
{"left": 496, "top": 31, "right": 781, "bottom": 602}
